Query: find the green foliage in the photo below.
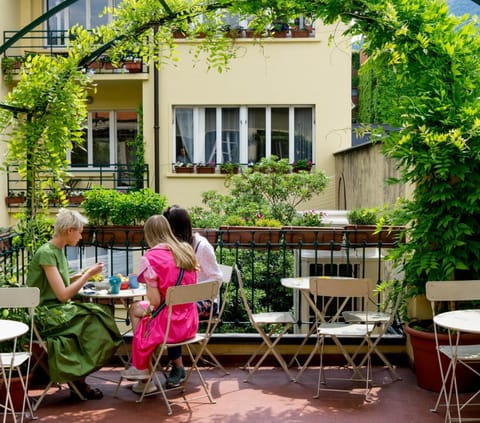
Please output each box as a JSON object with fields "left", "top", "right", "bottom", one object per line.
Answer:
{"left": 347, "top": 207, "right": 379, "bottom": 225}
{"left": 83, "top": 187, "right": 167, "bottom": 226}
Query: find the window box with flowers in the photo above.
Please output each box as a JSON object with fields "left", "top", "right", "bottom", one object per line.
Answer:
{"left": 291, "top": 159, "right": 313, "bottom": 173}
{"left": 5, "top": 192, "right": 26, "bottom": 206}
{"left": 195, "top": 162, "right": 216, "bottom": 174}
{"left": 123, "top": 56, "right": 142, "bottom": 73}
{"left": 174, "top": 162, "right": 194, "bottom": 173}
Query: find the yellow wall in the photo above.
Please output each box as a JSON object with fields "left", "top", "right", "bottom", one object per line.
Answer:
{"left": 153, "top": 25, "right": 351, "bottom": 209}
{"left": 0, "top": 5, "right": 351, "bottom": 221}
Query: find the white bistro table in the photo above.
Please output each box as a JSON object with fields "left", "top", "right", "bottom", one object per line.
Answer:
{"left": 433, "top": 309, "right": 480, "bottom": 423}
{"left": 78, "top": 285, "right": 147, "bottom": 366}
{"left": 0, "top": 319, "right": 28, "bottom": 423}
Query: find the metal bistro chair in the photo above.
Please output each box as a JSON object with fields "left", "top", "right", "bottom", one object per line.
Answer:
{"left": 426, "top": 280, "right": 480, "bottom": 422}
{"left": 0, "top": 287, "right": 40, "bottom": 423}
{"left": 296, "top": 277, "right": 376, "bottom": 399}
{"left": 114, "top": 280, "right": 220, "bottom": 416}
{"left": 236, "top": 266, "right": 295, "bottom": 382}
{"left": 195, "top": 264, "right": 234, "bottom": 375}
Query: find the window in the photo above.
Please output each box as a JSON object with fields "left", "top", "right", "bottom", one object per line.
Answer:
{"left": 69, "top": 110, "right": 139, "bottom": 170}
{"left": 173, "top": 106, "right": 313, "bottom": 165}
{"left": 46, "top": 0, "right": 116, "bottom": 45}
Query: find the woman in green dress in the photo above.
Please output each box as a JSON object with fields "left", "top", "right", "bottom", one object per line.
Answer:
{"left": 27, "top": 208, "right": 122, "bottom": 399}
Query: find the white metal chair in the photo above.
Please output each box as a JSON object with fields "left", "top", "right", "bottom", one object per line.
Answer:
{"left": 0, "top": 287, "right": 40, "bottom": 423}
{"left": 114, "top": 280, "right": 220, "bottom": 416}
{"left": 236, "top": 265, "right": 295, "bottom": 382}
{"left": 296, "top": 277, "right": 376, "bottom": 399}
{"left": 342, "top": 279, "right": 403, "bottom": 381}
{"left": 426, "top": 280, "right": 480, "bottom": 422}
{"left": 195, "top": 264, "right": 234, "bottom": 375}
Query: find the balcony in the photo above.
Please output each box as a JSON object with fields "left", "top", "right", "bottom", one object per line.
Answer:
{"left": 5, "top": 163, "right": 150, "bottom": 208}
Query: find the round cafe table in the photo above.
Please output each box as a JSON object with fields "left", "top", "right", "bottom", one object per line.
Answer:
{"left": 78, "top": 285, "right": 147, "bottom": 366}
{"left": 433, "top": 309, "right": 480, "bottom": 423}
{"left": 0, "top": 319, "right": 29, "bottom": 423}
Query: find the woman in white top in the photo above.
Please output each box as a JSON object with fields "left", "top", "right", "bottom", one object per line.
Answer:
{"left": 163, "top": 205, "right": 222, "bottom": 285}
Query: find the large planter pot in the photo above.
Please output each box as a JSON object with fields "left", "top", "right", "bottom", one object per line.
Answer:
{"left": 282, "top": 226, "right": 343, "bottom": 250}
{"left": 218, "top": 226, "right": 282, "bottom": 249}
{"left": 344, "top": 225, "right": 405, "bottom": 247}
{"left": 404, "top": 321, "right": 480, "bottom": 392}
{"left": 0, "top": 374, "right": 32, "bottom": 412}
{"left": 81, "top": 225, "right": 145, "bottom": 247}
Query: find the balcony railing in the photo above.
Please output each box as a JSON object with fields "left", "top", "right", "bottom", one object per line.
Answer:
{"left": 5, "top": 163, "right": 149, "bottom": 207}
{"left": 0, "top": 227, "right": 404, "bottom": 339}
{"left": 2, "top": 30, "right": 148, "bottom": 75}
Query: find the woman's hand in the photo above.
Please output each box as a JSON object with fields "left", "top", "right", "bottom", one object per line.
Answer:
{"left": 82, "top": 262, "right": 104, "bottom": 281}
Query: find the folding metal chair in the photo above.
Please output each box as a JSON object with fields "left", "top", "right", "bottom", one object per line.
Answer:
{"left": 342, "top": 279, "right": 403, "bottom": 381}
{"left": 114, "top": 280, "right": 220, "bottom": 416}
{"left": 195, "top": 264, "right": 234, "bottom": 375}
{"left": 426, "top": 280, "right": 480, "bottom": 422}
{"left": 236, "top": 265, "right": 295, "bottom": 382}
{"left": 295, "top": 277, "right": 376, "bottom": 398}
{"left": 0, "top": 287, "right": 39, "bottom": 423}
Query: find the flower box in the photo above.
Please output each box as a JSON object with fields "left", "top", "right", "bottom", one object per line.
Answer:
{"left": 282, "top": 226, "right": 343, "bottom": 250}
{"left": 174, "top": 166, "right": 194, "bottom": 174}
{"left": 344, "top": 225, "right": 405, "bottom": 247}
{"left": 196, "top": 166, "right": 216, "bottom": 174}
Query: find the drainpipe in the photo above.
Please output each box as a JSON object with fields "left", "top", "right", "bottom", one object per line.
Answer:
{"left": 153, "top": 25, "right": 160, "bottom": 193}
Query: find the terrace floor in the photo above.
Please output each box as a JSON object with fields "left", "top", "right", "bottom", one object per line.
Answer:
{"left": 23, "top": 364, "right": 479, "bottom": 423}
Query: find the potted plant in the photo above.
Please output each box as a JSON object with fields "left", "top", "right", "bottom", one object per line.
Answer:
{"left": 81, "top": 186, "right": 167, "bottom": 246}
{"left": 2, "top": 56, "right": 23, "bottom": 84}
{"left": 269, "top": 21, "right": 289, "bottom": 38}
{"left": 174, "top": 162, "right": 194, "bottom": 173}
{"left": 123, "top": 56, "right": 142, "bottom": 73}
{"left": 219, "top": 161, "right": 240, "bottom": 174}
{"left": 5, "top": 191, "right": 26, "bottom": 206}
{"left": 345, "top": 206, "right": 406, "bottom": 247}
{"left": 291, "top": 159, "right": 313, "bottom": 173}
{"left": 195, "top": 161, "right": 216, "bottom": 174}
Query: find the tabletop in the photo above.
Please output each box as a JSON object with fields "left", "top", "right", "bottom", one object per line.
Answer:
{"left": 281, "top": 277, "right": 310, "bottom": 290}
{"left": 78, "top": 286, "right": 146, "bottom": 300}
{"left": 433, "top": 309, "right": 480, "bottom": 334}
{"left": 0, "top": 319, "right": 28, "bottom": 342}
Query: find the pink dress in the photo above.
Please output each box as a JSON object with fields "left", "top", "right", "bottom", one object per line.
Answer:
{"left": 132, "top": 245, "right": 198, "bottom": 370}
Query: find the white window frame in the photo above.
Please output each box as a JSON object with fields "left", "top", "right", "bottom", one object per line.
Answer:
{"left": 173, "top": 106, "right": 314, "bottom": 165}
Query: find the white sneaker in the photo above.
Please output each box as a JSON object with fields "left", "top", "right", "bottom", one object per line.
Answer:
{"left": 121, "top": 366, "right": 150, "bottom": 381}
{"left": 132, "top": 380, "right": 158, "bottom": 394}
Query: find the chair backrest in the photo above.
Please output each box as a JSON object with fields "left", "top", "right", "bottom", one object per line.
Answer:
{"left": 234, "top": 265, "right": 255, "bottom": 322}
{"left": 0, "top": 287, "right": 40, "bottom": 310}
{"left": 309, "top": 277, "right": 373, "bottom": 322}
{"left": 165, "top": 280, "right": 220, "bottom": 307}
{"left": 219, "top": 264, "right": 233, "bottom": 285}
{"left": 426, "top": 280, "right": 480, "bottom": 303}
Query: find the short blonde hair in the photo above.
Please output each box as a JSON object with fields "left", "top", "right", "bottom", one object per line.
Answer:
{"left": 54, "top": 208, "right": 88, "bottom": 236}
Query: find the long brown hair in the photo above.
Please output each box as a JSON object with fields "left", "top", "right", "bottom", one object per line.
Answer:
{"left": 143, "top": 215, "right": 198, "bottom": 271}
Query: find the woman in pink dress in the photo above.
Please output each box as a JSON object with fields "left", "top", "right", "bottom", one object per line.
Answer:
{"left": 121, "top": 215, "right": 199, "bottom": 390}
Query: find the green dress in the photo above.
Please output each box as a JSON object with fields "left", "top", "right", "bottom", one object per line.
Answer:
{"left": 27, "top": 242, "right": 123, "bottom": 383}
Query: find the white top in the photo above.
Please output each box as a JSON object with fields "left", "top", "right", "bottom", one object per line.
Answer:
{"left": 193, "top": 233, "right": 222, "bottom": 283}
{"left": 0, "top": 319, "right": 28, "bottom": 342}
{"left": 434, "top": 309, "right": 480, "bottom": 334}
{"left": 78, "top": 286, "right": 146, "bottom": 299}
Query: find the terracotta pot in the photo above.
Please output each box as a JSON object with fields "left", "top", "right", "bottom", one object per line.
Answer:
{"left": 290, "top": 29, "right": 310, "bottom": 38}
{"left": 0, "top": 374, "right": 32, "bottom": 412}
{"left": 196, "top": 166, "right": 216, "bottom": 174}
{"left": 81, "top": 225, "right": 145, "bottom": 247}
{"left": 174, "top": 166, "right": 194, "bottom": 174}
{"left": 282, "top": 226, "right": 343, "bottom": 250}
{"left": 218, "top": 226, "right": 282, "bottom": 249}
{"left": 5, "top": 196, "right": 25, "bottom": 206}
{"left": 125, "top": 61, "right": 142, "bottom": 73}
{"left": 405, "top": 321, "right": 480, "bottom": 392}
{"left": 344, "top": 225, "right": 405, "bottom": 247}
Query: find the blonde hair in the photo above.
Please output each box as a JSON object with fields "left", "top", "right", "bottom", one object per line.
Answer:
{"left": 54, "top": 208, "right": 88, "bottom": 237}
{"left": 143, "top": 215, "right": 198, "bottom": 271}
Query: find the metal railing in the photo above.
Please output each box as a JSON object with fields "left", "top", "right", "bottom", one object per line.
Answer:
{"left": 0, "top": 227, "right": 404, "bottom": 337}
{"left": 6, "top": 164, "right": 149, "bottom": 206}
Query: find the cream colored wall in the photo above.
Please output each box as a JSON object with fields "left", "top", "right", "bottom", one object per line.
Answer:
{"left": 154, "top": 23, "right": 351, "bottom": 209}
